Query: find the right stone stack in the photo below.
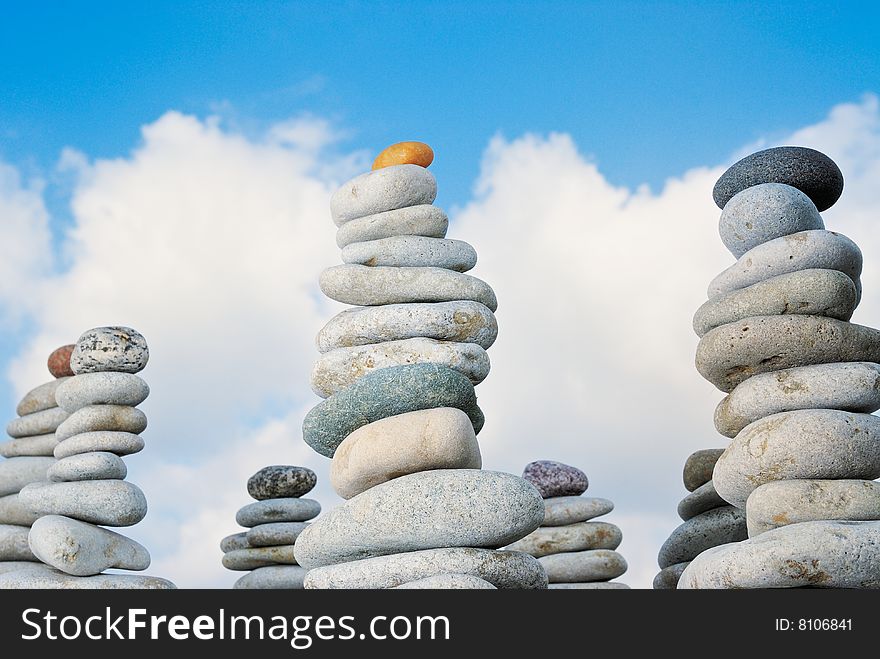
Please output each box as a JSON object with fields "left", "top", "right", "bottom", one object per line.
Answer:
{"left": 681, "top": 146, "right": 880, "bottom": 589}
{"left": 508, "top": 460, "right": 629, "bottom": 589}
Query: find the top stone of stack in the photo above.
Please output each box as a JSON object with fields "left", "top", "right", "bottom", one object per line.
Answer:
{"left": 70, "top": 327, "right": 149, "bottom": 375}
{"left": 47, "top": 345, "right": 75, "bottom": 378}
{"left": 371, "top": 141, "right": 434, "bottom": 171}
{"left": 522, "top": 460, "right": 589, "bottom": 499}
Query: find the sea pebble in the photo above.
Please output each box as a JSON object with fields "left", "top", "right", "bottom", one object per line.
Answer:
{"left": 221, "top": 545, "right": 297, "bottom": 571}
{"left": 330, "top": 165, "right": 436, "bottom": 225}
{"left": 247, "top": 465, "right": 317, "bottom": 500}
{"left": 693, "top": 269, "right": 857, "bottom": 338}
{"left": 319, "top": 264, "right": 497, "bottom": 311}
{"left": 47, "top": 345, "right": 75, "bottom": 378}
{"left": 220, "top": 532, "right": 250, "bottom": 553}
{"left": 55, "top": 372, "right": 149, "bottom": 413}
{"left": 657, "top": 506, "right": 747, "bottom": 568}
{"left": 55, "top": 405, "right": 147, "bottom": 442}
{"left": 303, "top": 364, "right": 484, "bottom": 458}
{"left": 746, "top": 480, "right": 880, "bottom": 536}
{"left": 236, "top": 498, "right": 321, "bottom": 527}
{"left": 294, "top": 470, "right": 544, "bottom": 568}
{"left": 712, "top": 146, "right": 844, "bottom": 212}
{"left": 311, "top": 338, "right": 490, "bottom": 398}
{"left": 714, "top": 362, "right": 880, "bottom": 437}
{"left": 718, "top": 183, "right": 824, "bottom": 258}
{"left": 372, "top": 141, "right": 434, "bottom": 170}
{"left": 679, "top": 521, "right": 880, "bottom": 589}
{"left": 47, "top": 452, "right": 127, "bottom": 482}
{"left": 714, "top": 410, "right": 880, "bottom": 508}
{"left": 708, "top": 230, "right": 861, "bottom": 299}
{"left": 0, "top": 524, "right": 36, "bottom": 562}
{"left": 0, "top": 566, "right": 175, "bottom": 589}
{"left": 330, "top": 408, "right": 481, "bottom": 499}
{"left": 54, "top": 431, "right": 144, "bottom": 459}
{"left": 16, "top": 377, "right": 70, "bottom": 416}
{"left": 522, "top": 460, "right": 588, "bottom": 498}
{"left": 506, "top": 521, "right": 622, "bottom": 558}
{"left": 653, "top": 562, "right": 690, "bottom": 590}
{"left": 683, "top": 449, "right": 724, "bottom": 492}
{"left": 316, "top": 301, "right": 498, "bottom": 352}
{"left": 6, "top": 407, "right": 68, "bottom": 438}
{"left": 539, "top": 550, "right": 627, "bottom": 583}
{"left": 677, "top": 480, "right": 727, "bottom": 521}
{"left": 28, "top": 515, "right": 149, "bottom": 576}
{"left": 234, "top": 565, "right": 308, "bottom": 590}
{"left": 336, "top": 205, "right": 448, "bottom": 249}
{"left": 304, "top": 548, "right": 548, "bottom": 590}
{"left": 246, "top": 522, "right": 309, "bottom": 547}
{"left": 0, "top": 494, "right": 40, "bottom": 526}
{"left": 394, "top": 574, "right": 497, "bottom": 589}
{"left": 18, "top": 480, "right": 148, "bottom": 526}
{"left": 542, "top": 497, "right": 614, "bottom": 526}
{"left": 70, "top": 326, "right": 149, "bottom": 375}
{"left": 0, "top": 434, "right": 58, "bottom": 458}
{"left": 0, "top": 457, "right": 55, "bottom": 497}
{"left": 342, "top": 236, "right": 477, "bottom": 272}
{"left": 696, "top": 315, "right": 880, "bottom": 392}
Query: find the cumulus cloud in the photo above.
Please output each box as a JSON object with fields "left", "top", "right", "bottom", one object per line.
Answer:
{"left": 2, "top": 96, "right": 880, "bottom": 588}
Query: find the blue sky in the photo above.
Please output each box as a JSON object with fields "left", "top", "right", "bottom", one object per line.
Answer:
{"left": 2, "top": 2, "right": 880, "bottom": 587}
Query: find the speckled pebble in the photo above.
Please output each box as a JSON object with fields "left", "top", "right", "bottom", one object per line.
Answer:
{"left": 539, "top": 549, "right": 627, "bottom": 583}
{"left": 54, "top": 431, "right": 144, "bottom": 459}
{"left": 55, "top": 405, "right": 147, "bottom": 442}
{"left": 16, "top": 378, "right": 69, "bottom": 416}
{"left": 47, "top": 452, "right": 127, "bottom": 482}
{"left": 522, "top": 460, "right": 588, "bottom": 498}
{"left": 18, "top": 479, "right": 148, "bottom": 527}
{"left": 677, "top": 480, "right": 726, "bottom": 521}
{"left": 342, "top": 236, "right": 477, "bottom": 272}
{"left": 220, "top": 532, "right": 250, "bottom": 553}
{"left": 683, "top": 449, "right": 725, "bottom": 492}
{"left": 506, "top": 521, "right": 622, "bottom": 557}
{"left": 70, "top": 326, "right": 149, "bottom": 375}
{"left": 247, "top": 466, "right": 316, "bottom": 500}
{"left": 0, "top": 493, "right": 40, "bottom": 526}
{"left": 247, "top": 522, "right": 309, "bottom": 547}
{"left": 0, "top": 457, "right": 55, "bottom": 497}
{"left": 542, "top": 497, "right": 614, "bottom": 526}
{"left": 0, "top": 524, "right": 36, "bottom": 562}
{"left": 330, "top": 165, "right": 437, "bottom": 226}
{"left": 55, "top": 372, "right": 149, "bottom": 413}
{"left": 6, "top": 407, "right": 69, "bottom": 438}
{"left": 657, "top": 506, "right": 747, "bottom": 569}
{"left": 335, "top": 205, "right": 448, "bottom": 249}
{"left": 235, "top": 498, "right": 321, "bottom": 527}
{"left": 0, "top": 434, "right": 58, "bottom": 458}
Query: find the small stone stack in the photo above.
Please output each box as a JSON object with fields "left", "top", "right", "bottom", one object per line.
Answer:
{"left": 653, "top": 449, "right": 747, "bottom": 589}
{"left": 222, "top": 466, "right": 319, "bottom": 589}
{"left": 293, "top": 141, "right": 547, "bottom": 589}
{"left": 0, "top": 326, "right": 175, "bottom": 589}
{"left": 680, "top": 147, "right": 880, "bottom": 588}
{"left": 509, "top": 460, "right": 629, "bottom": 589}
{"left": 0, "top": 345, "right": 73, "bottom": 576}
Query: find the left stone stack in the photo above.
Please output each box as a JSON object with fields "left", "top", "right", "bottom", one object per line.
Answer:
{"left": 0, "top": 345, "right": 73, "bottom": 576}
{"left": 222, "top": 465, "right": 320, "bottom": 589}
{"left": 0, "top": 326, "right": 176, "bottom": 589}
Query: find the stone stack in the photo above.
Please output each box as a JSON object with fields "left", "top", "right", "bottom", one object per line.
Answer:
{"left": 653, "top": 449, "right": 747, "bottom": 589}
{"left": 0, "top": 345, "right": 73, "bottom": 576}
{"left": 222, "top": 466, "right": 319, "bottom": 589}
{"left": 0, "top": 326, "right": 175, "bottom": 589}
{"left": 680, "top": 147, "right": 880, "bottom": 588}
{"left": 509, "top": 460, "right": 629, "bottom": 589}
{"left": 294, "top": 141, "right": 547, "bottom": 589}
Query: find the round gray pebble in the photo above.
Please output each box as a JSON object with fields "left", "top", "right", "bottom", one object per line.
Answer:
{"left": 335, "top": 204, "right": 448, "bottom": 248}
{"left": 55, "top": 372, "right": 149, "bottom": 413}
{"left": 713, "top": 410, "right": 880, "bottom": 509}
{"left": 677, "top": 480, "right": 727, "bottom": 521}
{"left": 683, "top": 449, "right": 725, "bottom": 492}
{"left": 657, "top": 506, "right": 747, "bottom": 569}
{"left": 302, "top": 363, "right": 484, "bottom": 458}
{"left": 71, "top": 326, "right": 149, "bottom": 375}
{"left": 6, "top": 407, "right": 69, "bottom": 438}
{"left": 220, "top": 532, "right": 250, "bottom": 553}
{"left": 246, "top": 522, "right": 309, "bottom": 547}
{"left": 539, "top": 549, "right": 628, "bottom": 583}
{"left": 693, "top": 268, "right": 858, "bottom": 338}
{"left": 234, "top": 565, "right": 308, "bottom": 589}
{"left": 696, "top": 315, "right": 880, "bottom": 392}
{"left": 342, "top": 236, "right": 478, "bottom": 272}
{"left": 330, "top": 165, "right": 437, "bottom": 225}
{"left": 316, "top": 301, "right": 498, "bottom": 352}
{"left": 506, "top": 521, "right": 622, "bottom": 557}
{"left": 715, "top": 362, "right": 880, "bottom": 438}
{"left": 54, "top": 431, "right": 144, "bottom": 459}
{"left": 542, "top": 496, "right": 614, "bottom": 526}
{"left": 719, "top": 183, "right": 824, "bottom": 257}
{"left": 235, "top": 498, "right": 320, "bottom": 527}
{"left": 18, "top": 480, "right": 148, "bottom": 527}
{"left": 247, "top": 465, "right": 316, "bottom": 500}
{"left": 47, "top": 452, "right": 127, "bottom": 482}
{"left": 708, "top": 230, "right": 861, "bottom": 299}
{"left": 55, "top": 405, "right": 147, "bottom": 442}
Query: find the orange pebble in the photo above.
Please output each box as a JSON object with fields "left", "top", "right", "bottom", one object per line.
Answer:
{"left": 372, "top": 141, "right": 434, "bottom": 170}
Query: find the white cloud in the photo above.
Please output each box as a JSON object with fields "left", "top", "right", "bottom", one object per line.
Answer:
{"left": 3, "top": 96, "right": 880, "bottom": 589}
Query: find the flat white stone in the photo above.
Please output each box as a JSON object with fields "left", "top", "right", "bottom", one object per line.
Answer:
{"left": 54, "top": 431, "right": 144, "bottom": 459}
{"left": 47, "top": 452, "right": 127, "bottom": 482}
{"left": 0, "top": 433, "right": 58, "bottom": 458}
{"left": 0, "top": 457, "right": 55, "bottom": 497}
{"left": 18, "top": 480, "right": 148, "bottom": 526}
{"left": 330, "top": 165, "right": 436, "bottom": 225}
{"left": 6, "top": 407, "right": 68, "bottom": 438}
{"left": 56, "top": 372, "right": 149, "bottom": 413}
{"left": 55, "top": 405, "right": 147, "bottom": 442}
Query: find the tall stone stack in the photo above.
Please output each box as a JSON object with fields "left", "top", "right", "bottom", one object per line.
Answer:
{"left": 293, "top": 141, "right": 547, "bottom": 589}
{"left": 509, "top": 460, "right": 629, "bottom": 589}
{"left": 0, "top": 345, "right": 73, "bottom": 576}
{"left": 222, "top": 465, "right": 320, "bottom": 589}
{"left": 0, "top": 326, "right": 175, "bottom": 589}
{"left": 653, "top": 448, "right": 747, "bottom": 589}
{"left": 680, "top": 146, "right": 880, "bottom": 588}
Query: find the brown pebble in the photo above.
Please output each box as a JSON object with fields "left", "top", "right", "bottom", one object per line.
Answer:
{"left": 372, "top": 141, "right": 434, "bottom": 170}
{"left": 47, "top": 345, "right": 75, "bottom": 378}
